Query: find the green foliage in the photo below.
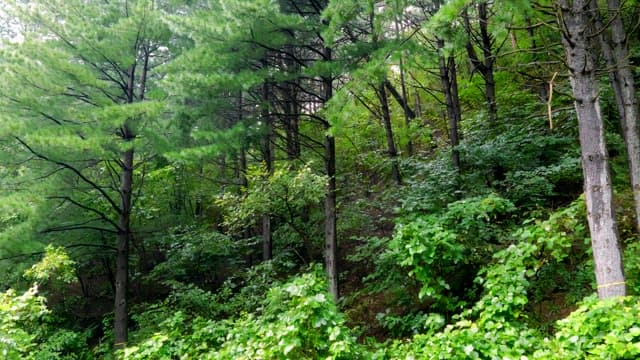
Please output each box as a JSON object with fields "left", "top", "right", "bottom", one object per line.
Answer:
{"left": 391, "top": 194, "right": 515, "bottom": 309}
{"left": 0, "top": 286, "right": 48, "bottom": 359}
{"left": 123, "top": 266, "right": 363, "bottom": 359}
{"left": 0, "top": 285, "right": 91, "bottom": 360}
{"left": 24, "top": 245, "right": 76, "bottom": 285}
{"left": 218, "top": 163, "right": 327, "bottom": 232}
{"left": 1, "top": 0, "right": 638, "bottom": 358}
{"left": 400, "top": 156, "right": 461, "bottom": 213}
{"left": 381, "top": 200, "right": 590, "bottom": 359}
{"left": 392, "top": 213, "right": 465, "bottom": 304}
{"left": 146, "top": 225, "right": 243, "bottom": 286}
{"left": 459, "top": 125, "right": 582, "bottom": 207}
{"left": 385, "top": 238, "right": 543, "bottom": 359}
{"left": 533, "top": 296, "right": 640, "bottom": 359}
{"left": 211, "top": 267, "right": 362, "bottom": 359}
{"left": 400, "top": 123, "right": 581, "bottom": 214}
{"left": 624, "top": 242, "right": 640, "bottom": 295}
{"left": 376, "top": 311, "right": 445, "bottom": 338}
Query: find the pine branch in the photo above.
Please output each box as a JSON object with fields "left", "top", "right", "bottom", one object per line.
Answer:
{"left": 0, "top": 243, "right": 118, "bottom": 262}
{"left": 48, "top": 195, "right": 122, "bottom": 232}
{"left": 15, "top": 137, "right": 122, "bottom": 215}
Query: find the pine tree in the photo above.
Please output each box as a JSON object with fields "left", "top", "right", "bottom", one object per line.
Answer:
{"left": 0, "top": 0, "right": 173, "bottom": 346}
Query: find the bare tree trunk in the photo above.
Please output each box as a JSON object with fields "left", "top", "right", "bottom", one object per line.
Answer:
{"left": 394, "top": 13, "right": 413, "bottom": 156}
{"left": 385, "top": 80, "right": 416, "bottom": 119}
{"left": 113, "top": 58, "right": 142, "bottom": 348}
{"left": 438, "top": 39, "right": 462, "bottom": 172}
{"left": 557, "top": 0, "right": 626, "bottom": 299}
{"left": 478, "top": 2, "right": 497, "bottom": 124}
{"left": 283, "top": 48, "right": 301, "bottom": 161}
{"left": 378, "top": 81, "right": 402, "bottom": 185}
{"left": 262, "top": 214, "right": 272, "bottom": 261}
{"left": 237, "top": 92, "right": 248, "bottom": 189}
{"left": 591, "top": 0, "right": 640, "bottom": 231}
{"left": 261, "top": 75, "right": 273, "bottom": 261}
{"left": 322, "top": 45, "right": 339, "bottom": 301}
{"left": 114, "top": 145, "right": 133, "bottom": 348}
{"left": 463, "top": 4, "right": 497, "bottom": 125}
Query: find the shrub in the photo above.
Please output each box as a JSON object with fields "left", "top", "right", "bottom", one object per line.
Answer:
{"left": 123, "top": 266, "right": 364, "bottom": 359}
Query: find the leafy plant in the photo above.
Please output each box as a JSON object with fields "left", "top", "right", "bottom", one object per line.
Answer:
{"left": 123, "top": 266, "right": 364, "bottom": 359}
{"left": 217, "top": 163, "right": 327, "bottom": 233}
{"left": 0, "top": 285, "right": 91, "bottom": 360}
{"left": 24, "top": 245, "right": 76, "bottom": 285}
{"left": 390, "top": 194, "right": 515, "bottom": 310}
{"left": 533, "top": 296, "right": 640, "bottom": 359}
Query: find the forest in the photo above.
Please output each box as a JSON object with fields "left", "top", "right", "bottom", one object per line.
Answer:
{"left": 1, "top": 0, "right": 640, "bottom": 358}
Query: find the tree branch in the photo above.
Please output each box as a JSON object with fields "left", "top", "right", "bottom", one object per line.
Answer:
{"left": 15, "top": 137, "right": 122, "bottom": 215}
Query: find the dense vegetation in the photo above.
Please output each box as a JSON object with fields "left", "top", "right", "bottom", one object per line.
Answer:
{"left": 1, "top": 0, "right": 640, "bottom": 358}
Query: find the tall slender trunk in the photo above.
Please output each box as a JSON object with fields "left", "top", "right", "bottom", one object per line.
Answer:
{"left": 478, "top": 2, "right": 497, "bottom": 124}
{"left": 438, "top": 39, "right": 462, "bottom": 172}
{"left": 385, "top": 80, "right": 416, "bottom": 120}
{"left": 322, "top": 45, "right": 339, "bottom": 301}
{"left": 283, "top": 45, "right": 301, "bottom": 161}
{"left": 414, "top": 91, "right": 422, "bottom": 121}
{"left": 463, "top": 4, "right": 497, "bottom": 125}
{"left": 558, "top": 0, "right": 625, "bottom": 299}
{"left": 238, "top": 93, "right": 248, "bottom": 190}
{"left": 591, "top": 0, "right": 640, "bottom": 231}
{"left": 114, "top": 145, "right": 133, "bottom": 347}
{"left": 394, "top": 13, "right": 413, "bottom": 156}
{"left": 113, "top": 59, "right": 139, "bottom": 348}
{"left": 378, "top": 81, "right": 402, "bottom": 185}
{"left": 261, "top": 79, "right": 273, "bottom": 261}
{"left": 284, "top": 85, "right": 300, "bottom": 160}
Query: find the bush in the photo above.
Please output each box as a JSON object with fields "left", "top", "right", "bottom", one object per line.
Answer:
{"left": 0, "top": 286, "right": 91, "bottom": 360}
{"left": 123, "top": 266, "right": 364, "bottom": 359}
{"left": 390, "top": 194, "right": 515, "bottom": 311}
{"left": 533, "top": 296, "right": 640, "bottom": 359}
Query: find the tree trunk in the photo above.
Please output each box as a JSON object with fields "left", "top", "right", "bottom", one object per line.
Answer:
{"left": 262, "top": 214, "right": 272, "bottom": 261}
{"left": 114, "top": 145, "right": 133, "bottom": 348}
{"left": 591, "top": 0, "right": 640, "bottom": 231}
{"left": 463, "top": 4, "right": 497, "bottom": 125}
{"left": 261, "top": 78, "right": 273, "bottom": 261}
{"left": 558, "top": 0, "right": 626, "bottom": 299}
{"left": 113, "top": 58, "right": 141, "bottom": 348}
{"left": 324, "top": 133, "right": 338, "bottom": 300}
{"left": 478, "top": 2, "right": 497, "bottom": 124}
{"left": 438, "top": 39, "right": 462, "bottom": 172}
{"left": 384, "top": 80, "right": 417, "bottom": 119}
{"left": 237, "top": 92, "right": 248, "bottom": 190}
{"left": 394, "top": 14, "right": 413, "bottom": 157}
{"left": 322, "top": 45, "right": 339, "bottom": 301}
{"left": 283, "top": 49, "right": 301, "bottom": 160}
{"left": 378, "top": 81, "right": 402, "bottom": 185}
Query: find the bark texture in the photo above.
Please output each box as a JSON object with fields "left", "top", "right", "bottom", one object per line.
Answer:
{"left": 322, "top": 45, "right": 339, "bottom": 301}
{"left": 437, "top": 39, "right": 462, "bottom": 172}
{"left": 558, "top": 0, "right": 626, "bottom": 298}
{"left": 378, "top": 81, "right": 402, "bottom": 185}
{"left": 113, "top": 60, "right": 140, "bottom": 348}
{"left": 463, "top": 3, "right": 497, "bottom": 125}
{"left": 262, "top": 78, "right": 273, "bottom": 261}
{"left": 114, "top": 146, "right": 133, "bottom": 347}
{"left": 591, "top": 0, "right": 640, "bottom": 231}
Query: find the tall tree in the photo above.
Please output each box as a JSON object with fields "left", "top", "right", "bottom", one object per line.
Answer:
{"left": 462, "top": 1, "right": 498, "bottom": 124}
{"left": 261, "top": 59, "right": 274, "bottom": 261}
{"left": 378, "top": 80, "right": 403, "bottom": 184}
{"left": 0, "top": 0, "right": 171, "bottom": 346}
{"left": 590, "top": 0, "right": 640, "bottom": 231}
{"left": 556, "top": 0, "right": 626, "bottom": 298}
{"left": 437, "top": 39, "right": 463, "bottom": 172}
